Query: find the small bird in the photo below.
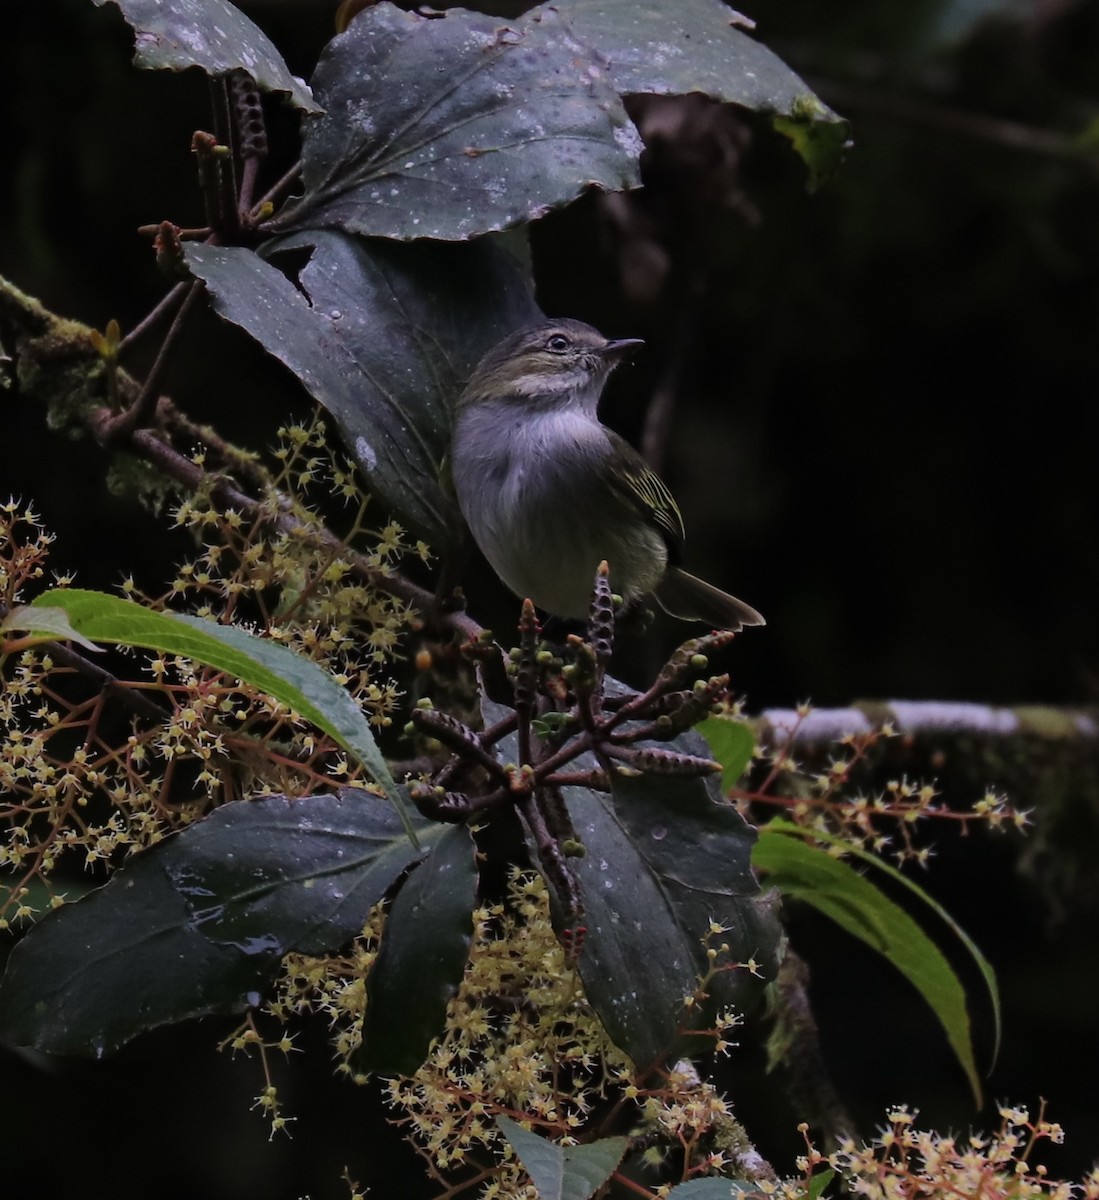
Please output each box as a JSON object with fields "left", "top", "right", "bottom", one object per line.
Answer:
{"left": 450, "top": 319, "right": 764, "bottom": 631}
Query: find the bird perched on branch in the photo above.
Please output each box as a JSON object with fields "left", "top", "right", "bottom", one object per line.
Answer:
{"left": 450, "top": 318, "right": 764, "bottom": 632}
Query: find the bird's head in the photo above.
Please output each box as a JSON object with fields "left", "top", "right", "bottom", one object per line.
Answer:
{"left": 459, "top": 319, "right": 643, "bottom": 411}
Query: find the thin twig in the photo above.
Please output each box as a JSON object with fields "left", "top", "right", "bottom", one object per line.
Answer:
{"left": 770, "top": 950, "right": 855, "bottom": 1154}
{"left": 253, "top": 161, "right": 303, "bottom": 219}
{"left": 30, "top": 639, "right": 172, "bottom": 724}
{"left": 117, "top": 281, "right": 190, "bottom": 355}
{"left": 134, "top": 225, "right": 211, "bottom": 240}
{"left": 119, "top": 422, "right": 483, "bottom": 640}
{"left": 208, "top": 77, "right": 240, "bottom": 236}
{"left": 98, "top": 282, "right": 203, "bottom": 442}
{"left": 239, "top": 155, "right": 263, "bottom": 219}
{"left": 7, "top": 271, "right": 482, "bottom": 639}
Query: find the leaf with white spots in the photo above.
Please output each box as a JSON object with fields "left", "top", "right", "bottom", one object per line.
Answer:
{"left": 272, "top": 3, "right": 642, "bottom": 240}
{"left": 478, "top": 695, "right": 779, "bottom": 1069}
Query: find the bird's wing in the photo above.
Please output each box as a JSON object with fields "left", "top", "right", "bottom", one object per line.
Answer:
{"left": 605, "top": 431, "right": 686, "bottom": 550}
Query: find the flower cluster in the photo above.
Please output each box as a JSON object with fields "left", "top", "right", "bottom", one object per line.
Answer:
{"left": 0, "top": 427, "right": 419, "bottom": 923}
{"left": 740, "top": 705, "right": 1028, "bottom": 866}
{"left": 759, "top": 1103, "right": 1098, "bottom": 1200}
{"left": 268, "top": 869, "right": 762, "bottom": 1197}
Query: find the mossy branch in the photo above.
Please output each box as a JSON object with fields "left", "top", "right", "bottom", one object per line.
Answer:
{"left": 0, "top": 271, "right": 481, "bottom": 642}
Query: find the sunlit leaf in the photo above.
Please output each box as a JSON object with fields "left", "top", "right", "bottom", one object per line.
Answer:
{"left": 809, "top": 1168, "right": 836, "bottom": 1199}
{"left": 697, "top": 715, "right": 756, "bottom": 791}
{"left": 753, "top": 821, "right": 994, "bottom": 1104}
{"left": 773, "top": 96, "right": 850, "bottom": 191}
{"left": 29, "top": 588, "right": 411, "bottom": 835}
{"left": 769, "top": 817, "right": 1001, "bottom": 1068}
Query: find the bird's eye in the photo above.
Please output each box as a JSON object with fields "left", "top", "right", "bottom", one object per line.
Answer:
{"left": 546, "top": 334, "right": 570, "bottom": 352}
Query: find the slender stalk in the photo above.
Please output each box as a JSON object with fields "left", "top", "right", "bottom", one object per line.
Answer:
{"left": 24, "top": 639, "right": 172, "bottom": 724}
{"left": 98, "top": 282, "right": 203, "bottom": 441}
{"left": 117, "top": 281, "right": 190, "bottom": 355}
{"left": 116, "top": 422, "right": 483, "bottom": 640}
{"left": 253, "top": 161, "right": 302, "bottom": 219}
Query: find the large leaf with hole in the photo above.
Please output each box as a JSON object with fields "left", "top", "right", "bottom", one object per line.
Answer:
{"left": 91, "top": 0, "right": 318, "bottom": 110}
{"left": 272, "top": 3, "right": 642, "bottom": 240}
{"left": 0, "top": 791, "right": 438, "bottom": 1056}
{"left": 553, "top": 0, "right": 827, "bottom": 112}
{"left": 551, "top": 0, "right": 848, "bottom": 186}
{"left": 184, "top": 234, "right": 541, "bottom": 547}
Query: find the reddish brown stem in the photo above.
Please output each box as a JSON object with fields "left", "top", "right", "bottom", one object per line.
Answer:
{"left": 97, "top": 282, "right": 203, "bottom": 442}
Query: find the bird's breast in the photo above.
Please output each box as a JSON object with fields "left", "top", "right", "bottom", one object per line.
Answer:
{"left": 452, "top": 404, "right": 659, "bottom": 617}
{"left": 454, "top": 407, "right": 606, "bottom": 515}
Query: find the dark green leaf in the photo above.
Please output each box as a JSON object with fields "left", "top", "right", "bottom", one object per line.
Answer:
{"left": 610, "top": 735, "right": 777, "bottom": 1017}
{"left": 753, "top": 824, "right": 987, "bottom": 1104}
{"left": 184, "top": 234, "right": 541, "bottom": 547}
{"left": 564, "top": 768, "right": 779, "bottom": 1070}
{"left": 0, "top": 790, "right": 433, "bottom": 1056}
{"left": 550, "top": 0, "right": 848, "bottom": 184}
{"left": 164, "top": 790, "right": 439, "bottom": 955}
{"left": 809, "top": 1168, "right": 836, "bottom": 1199}
{"left": 478, "top": 690, "right": 777, "bottom": 1069}
{"left": 565, "top": 784, "right": 696, "bottom": 1068}
{"left": 772, "top": 99, "right": 851, "bottom": 191}
{"left": 360, "top": 824, "right": 477, "bottom": 1075}
{"left": 697, "top": 716, "right": 756, "bottom": 792}
{"left": 497, "top": 1116, "right": 628, "bottom": 1200}
{"left": 610, "top": 737, "right": 757, "bottom": 893}
{"left": 0, "top": 851, "right": 276, "bottom": 1058}
{"left": 29, "top": 588, "right": 411, "bottom": 836}
{"left": 273, "top": 3, "right": 641, "bottom": 240}
{"left": 91, "top": 0, "right": 318, "bottom": 110}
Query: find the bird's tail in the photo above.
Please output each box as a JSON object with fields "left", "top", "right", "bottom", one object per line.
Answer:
{"left": 654, "top": 567, "right": 765, "bottom": 632}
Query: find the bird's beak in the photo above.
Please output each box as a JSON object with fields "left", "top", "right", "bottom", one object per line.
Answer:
{"left": 601, "top": 337, "right": 644, "bottom": 361}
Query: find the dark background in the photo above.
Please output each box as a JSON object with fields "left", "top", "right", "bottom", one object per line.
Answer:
{"left": 2, "top": 0, "right": 1098, "bottom": 1193}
